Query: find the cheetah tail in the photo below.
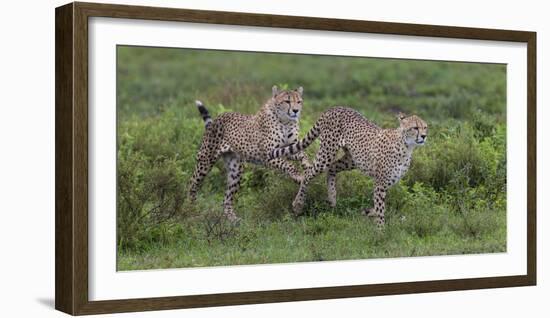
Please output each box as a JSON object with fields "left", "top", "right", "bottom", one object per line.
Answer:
{"left": 270, "top": 120, "right": 321, "bottom": 159}
{"left": 195, "top": 100, "right": 212, "bottom": 127}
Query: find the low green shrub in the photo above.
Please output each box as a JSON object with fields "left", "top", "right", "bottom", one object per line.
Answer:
{"left": 405, "top": 120, "right": 505, "bottom": 191}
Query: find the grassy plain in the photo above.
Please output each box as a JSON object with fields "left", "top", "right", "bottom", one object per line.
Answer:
{"left": 116, "top": 46, "right": 506, "bottom": 270}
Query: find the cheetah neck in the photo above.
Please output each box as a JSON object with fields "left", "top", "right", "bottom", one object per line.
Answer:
{"left": 397, "top": 131, "right": 416, "bottom": 165}
{"left": 256, "top": 100, "right": 272, "bottom": 118}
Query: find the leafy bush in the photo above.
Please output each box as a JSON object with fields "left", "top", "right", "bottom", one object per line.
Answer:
{"left": 405, "top": 121, "right": 505, "bottom": 191}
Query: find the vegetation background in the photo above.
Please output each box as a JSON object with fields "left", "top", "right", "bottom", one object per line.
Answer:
{"left": 116, "top": 46, "right": 507, "bottom": 270}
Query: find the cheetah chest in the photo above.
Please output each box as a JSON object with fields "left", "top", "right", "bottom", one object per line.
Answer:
{"left": 277, "top": 124, "right": 298, "bottom": 146}
{"left": 388, "top": 150, "right": 413, "bottom": 184}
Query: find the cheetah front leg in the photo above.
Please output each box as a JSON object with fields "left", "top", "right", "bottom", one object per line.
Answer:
{"left": 363, "top": 184, "right": 388, "bottom": 229}
{"left": 222, "top": 153, "right": 243, "bottom": 222}
{"left": 326, "top": 151, "right": 355, "bottom": 207}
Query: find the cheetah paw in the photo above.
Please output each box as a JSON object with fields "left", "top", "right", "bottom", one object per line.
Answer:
{"left": 224, "top": 211, "right": 241, "bottom": 224}
{"left": 362, "top": 208, "right": 377, "bottom": 218}
{"left": 301, "top": 160, "right": 313, "bottom": 170}
{"left": 292, "top": 199, "right": 305, "bottom": 216}
{"left": 292, "top": 175, "right": 304, "bottom": 184}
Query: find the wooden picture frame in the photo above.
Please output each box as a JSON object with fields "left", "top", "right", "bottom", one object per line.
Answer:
{"left": 55, "top": 1, "right": 536, "bottom": 315}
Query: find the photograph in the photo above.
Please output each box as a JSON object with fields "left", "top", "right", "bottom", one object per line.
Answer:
{"left": 116, "top": 46, "right": 507, "bottom": 271}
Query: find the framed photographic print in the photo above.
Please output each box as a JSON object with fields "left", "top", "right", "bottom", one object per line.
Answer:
{"left": 55, "top": 2, "right": 536, "bottom": 315}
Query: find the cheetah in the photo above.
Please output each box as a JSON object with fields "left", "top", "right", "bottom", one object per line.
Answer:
{"left": 188, "top": 86, "right": 311, "bottom": 221}
{"left": 270, "top": 106, "right": 428, "bottom": 228}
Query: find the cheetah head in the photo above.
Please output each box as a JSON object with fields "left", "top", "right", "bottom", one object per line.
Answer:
{"left": 397, "top": 113, "right": 428, "bottom": 146}
{"left": 271, "top": 85, "right": 304, "bottom": 123}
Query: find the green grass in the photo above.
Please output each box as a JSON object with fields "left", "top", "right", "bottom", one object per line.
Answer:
{"left": 116, "top": 46, "right": 507, "bottom": 270}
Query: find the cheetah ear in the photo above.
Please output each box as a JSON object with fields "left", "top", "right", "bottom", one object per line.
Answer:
{"left": 296, "top": 86, "right": 304, "bottom": 96}
{"left": 396, "top": 112, "right": 407, "bottom": 121}
{"left": 272, "top": 85, "right": 279, "bottom": 97}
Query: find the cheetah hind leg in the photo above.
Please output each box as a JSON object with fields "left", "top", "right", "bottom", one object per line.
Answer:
{"left": 188, "top": 150, "right": 219, "bottom": 202}
{"left": 222, "top": 153, "right": 243, "bottom": 224}
{"left": 326, "top": 151, "right": 354, "bottom": 208}
{"left": 293, "top": 143, "right": 339, "bottom": 215}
